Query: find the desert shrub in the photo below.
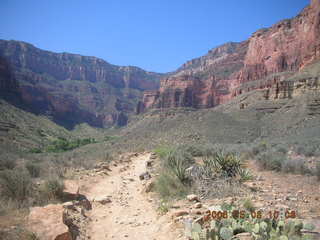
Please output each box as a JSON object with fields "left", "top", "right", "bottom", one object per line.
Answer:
{"left": 276, "top": 146, "right": 288, "bottom": 155}
{"left": 179, "top": 144, "right": 204, "bottom": 157}
{"left": 296, "top": 144, "right": 320, "bottom": 157}
{"left": 0, "top": 157, "right": 16, "bottom": 170}
{"left": 154, "top": 145, "right": 173, "bottom": 159}
{"left": 0, "top": 227, "right": 40, "bottom": 240}
{"left": 25, "top": 162, "right": 41, "bottom": 178}
{"left": 0, "top": 169, "right": 33, "bottom": 202}
{"left": 157, "top": 199, "right": 170, "bottom": 215}
{"left": 238, "top": 168, "right": 254, "bottom": 182}
{"left": 104, "top": 135, "right": 120, "bottom": 142}
{"left": 281, "top": 158, "right": 311, "bottom": 175}
{"left": 316, "top": 161, "right": 320, "bottom": 181}
{"left": 103, "top": 151, "right": 113, "bottom": 162}
{"left": 0, "top": 199, "right": 19, "bottom": 216}
{"left": 256, "top": 151, "right": 285, "bottom": 171}
{"left": 40, "top": 178, "right": 64, "bottom": 201}
{"left": 164, "top": 149, "right": 194, "bottom": 183}
{"left": 29, "top": 148, "right": 42, "bottom": 154}
{"left": 239, "top": 151, "right": 254, "bottom": 162}
{"left": 154, "top": 172, "right": 189, "bottom": 199}
{"left": 243, "top": 198, "right": 255, "bottom": 212}
{"left": 252, "top": 142, "right": 268, "bottom": 156}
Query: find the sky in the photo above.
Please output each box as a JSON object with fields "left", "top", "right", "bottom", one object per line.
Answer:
{"left": 0, "top": 0, "right": 310, "bottom": 73}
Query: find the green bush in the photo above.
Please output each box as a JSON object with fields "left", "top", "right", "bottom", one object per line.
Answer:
{"left": 256, "top": 151, "right": 285, "bottom": 171}
{"left": 211, "top": 151, "right": 242, "bottom": 178}
{"left": 0, "top": 169, "right": 33, "bottom": 202}
{"left": 164, "top": 149, "right": 194, "bottom": 183}
{"left": 296, "top": 145, "right": 320, "bottom": 157}
{"left": 238, "top": 168, "right": 254, "bottom": 182}
{"left": 281, "top": 158, "right": 310, "bottom": 175}
{"left": 29, "top": 148, "right": 42, "bottom": 154}
{"left": 154, "top": 172, "right": 189, "bottom": 199}
{"left": 0, "top": 157, "right": 16, "bottom": 170}
{"left": 46, "top": 137, "right": 96, "bottom": 153}
{"left": 316, "top": 161, "right": 320, "bottom": 181}
{"left": 252, "top": 142, "right": 268, "bottom": 156}
{"left": 243, "top": 198, "right": 255, "bottom": 212}
{"left": 104, "top": 135, "right": 120, "bottom": 142}
{"left": 25, "top": 162, "right": 41, "bottom": 178}
{"left": 154, "top": 145, "right": 173, "bottom": 159}
{"left": 179, "top": 144, "right": 204, "bottom": 157}
{"left": 40, "top": 178, "right": 65, "bottom": 201}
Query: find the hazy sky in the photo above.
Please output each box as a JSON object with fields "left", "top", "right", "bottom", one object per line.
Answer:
{"left": 0, "top": 0, "right": 310, "bottom": 73}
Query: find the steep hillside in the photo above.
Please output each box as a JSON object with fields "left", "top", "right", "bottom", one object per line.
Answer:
{"left": 138, "top": 0, "right": 320, "bottom": 113}
{"left": 124, "top": 60, "right": 320, "bottom": 152}
{"left": 0, "top": 40, "right": 162, "bottom": 129}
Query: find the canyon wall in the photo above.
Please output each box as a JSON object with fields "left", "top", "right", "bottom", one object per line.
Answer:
{"left": 0, "top": 40, "right": 162, "bottom": 128}
{"left": 138, "top": 0, "right": 320, "bottom": 113}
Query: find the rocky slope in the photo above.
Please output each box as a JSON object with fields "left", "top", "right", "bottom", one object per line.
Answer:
{"left": 137, "top": 0, "right": 320, "bottom": 113}
{"left": 0, "top": 40, "right": 162, "bottom": 128}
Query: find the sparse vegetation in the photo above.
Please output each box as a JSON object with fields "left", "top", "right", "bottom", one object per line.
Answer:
{"left": 0, "top": 168, "right": 33, "bottom": 203}
{"left": 157, "top": 199, "right": 170, "bottom": 215}
{"left": 164, "top": 149, "right": 193, "bottom": 183}
{"left": 316, "top": 161, "right": 320, "bottom": 181}
{"left": 39, "top": 178, "right": 65, "bottom": 202}
{"left": 25, "top": 162, "right": 41, "bottom": 178}
{"left": 154, "top": 172, "right": 189, "bottom": 199}
{"left": 281, "top": 158, "right": 311, "bottom": 175}
{"left": 0, "top": 156, "right": 16, "bottom": 170}
{"left": 46, "top": 137, "right": 97, "bottom": 153}
{"left": 154, "top": 145, "right": 173, "bottom": 159}
{"left": 243, "top": 198, "right": 255, "bottom": 212}
{"left": 256, "top": 151, "right": 285, "bottom": 171}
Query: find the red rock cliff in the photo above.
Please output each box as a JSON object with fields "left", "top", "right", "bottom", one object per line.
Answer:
{"left": 138, "top": 0, "right": 320, "bottom": 113}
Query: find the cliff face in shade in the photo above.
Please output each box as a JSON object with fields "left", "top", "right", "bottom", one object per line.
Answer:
{"left": 0, "top": 40, "right": 162, "bottom": 128}
{"left": 138, "top": 0, "right": 320, "bottom": 113}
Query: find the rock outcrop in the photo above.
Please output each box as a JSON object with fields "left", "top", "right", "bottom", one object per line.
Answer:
{"left": 138, "top": 0, "right": 320, "bottom": 113}
{"left": 62, "top": 198, "right": 92, "bottom": 240}
{"left": 0, "top": 40, "right": 162, "bottom": 128}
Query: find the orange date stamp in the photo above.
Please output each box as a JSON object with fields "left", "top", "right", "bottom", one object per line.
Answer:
{"left": 205, "top": 210, "right": 297, "bottom": 220}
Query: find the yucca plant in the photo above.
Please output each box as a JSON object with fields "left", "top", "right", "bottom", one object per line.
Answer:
{"left": 165, "top": 150, "right": 190, "bottom": 183}
{"left": 213, "top": 151, "right": 242, "bottom": 178}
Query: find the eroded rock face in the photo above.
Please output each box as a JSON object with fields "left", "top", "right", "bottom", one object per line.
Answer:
{"left": 62, "top": 198, "right": 92, "bottom": 240}
{"left": 0, "top": 40, "right": 161, "bottom": 128}
{"left": 139, "top": 0, "right": 320, "bottom": 113}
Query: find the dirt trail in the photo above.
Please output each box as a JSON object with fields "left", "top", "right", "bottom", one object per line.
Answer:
{"left": 84, "top": 153, "right": 183, "bottom": 240}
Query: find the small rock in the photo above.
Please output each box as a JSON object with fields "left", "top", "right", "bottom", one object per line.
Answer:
{"left": 170, "top": 204, "right": 180, "bottom": 209}
{"left": 95, "top": 196, "right": 112, "bottom": 205}
{"left": 139, "top": 171, "right": 151, "bottom": 180}
{"left": 187, "top": 194, "right": 199, "bottom": 202}
{"left": 146, "top": 160, "right": 153, "bottom": 168}
{"left": 191, "top": 209, "right": 202, "bottom": 215}
{"left": 194, "top": 203, "right": 202, "bottom": 209}
{"left": 172, "top": 210, "right": 189, "bottom": 218}
{"left": 144, "top": 181, "right": 154, "bottom": 193}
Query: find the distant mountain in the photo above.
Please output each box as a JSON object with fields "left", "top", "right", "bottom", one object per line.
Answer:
{"left": 137, "top": 0, "right": 320, "bottom": 113}
{"left": 0, "top": 40, "right": 162, "bottom": 129}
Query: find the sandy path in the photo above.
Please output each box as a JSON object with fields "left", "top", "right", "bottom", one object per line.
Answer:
{"left": 85, "top": 153, "right": 183, "bottom": 240}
